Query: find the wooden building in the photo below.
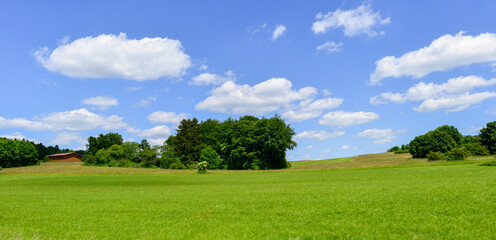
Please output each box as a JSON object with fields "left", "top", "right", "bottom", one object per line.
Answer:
{"left": 47, "top": 152, "right": 82, "bottom": 162}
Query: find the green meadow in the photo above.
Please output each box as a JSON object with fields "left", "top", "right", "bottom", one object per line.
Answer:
{"left": 1, "top": 154, "right": 496, "bottom": 239}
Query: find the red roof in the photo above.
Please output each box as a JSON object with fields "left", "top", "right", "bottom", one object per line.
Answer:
{"left": 48, "top": 152, "right": 81, "bottom": 157}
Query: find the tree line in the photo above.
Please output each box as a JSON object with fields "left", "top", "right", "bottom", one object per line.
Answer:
{"left": 83, "top": 115, "right": 296, "bottom": 170}
{"left": 0, "top": 138, "right": 70, "bottom": 168}
{"left": 388, "top": 121, "right": 496, "bottom": 160}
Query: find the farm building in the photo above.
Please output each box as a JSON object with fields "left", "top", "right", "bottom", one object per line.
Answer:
{"left": 47, "top": 152, "right": 82, "bottom": 162}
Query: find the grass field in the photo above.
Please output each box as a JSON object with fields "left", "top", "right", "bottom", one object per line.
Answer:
{"left": 1, "top": 154, "right": 495, "bottom": 239}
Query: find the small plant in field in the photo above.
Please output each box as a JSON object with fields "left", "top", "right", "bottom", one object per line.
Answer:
{"left": 446, "top": 148, "right": 469, "bottom": 161}
{"left": 169, "top": 162, "right": 187, "bottom": 169}
{"left": 480, "top": 160, "right": 496, "bottom": 166}
{"left": 427, "top": 151, "right": 445, "bottom": 161}
{"left": 197, "top": 161, "right": 208, "bottom": 174}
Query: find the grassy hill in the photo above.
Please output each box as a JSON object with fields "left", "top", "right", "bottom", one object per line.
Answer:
{"left": 1, "top": 153, "right": 495, "bottom": 239}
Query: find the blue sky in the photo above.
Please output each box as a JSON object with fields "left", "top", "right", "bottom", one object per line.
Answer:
{"left": 1, "top": 0, "right": 496, "bottom": 160}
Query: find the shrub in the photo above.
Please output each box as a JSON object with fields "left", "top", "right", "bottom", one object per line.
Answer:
{"left": 462, "top": 142, "right": 490, "bottom": 156}
{"left": 480, "top": 160, "right": 496, "bottom": 166}
{"left": 197, "top": 161, "right": 208, "bottom": 174}
{"left": 199, "top": 146, "right": 222, "bottom": 169}
{"left": 446, "top": 148, "right": 469, "bottom": 161}
{"left": 169, "top": 162, "right": 187, "bottom": 169}
{"left": 393, "top": 149, "right": 410, "bottom": 154}
{"left": 160, "top": 151, "right": 180, "bottom": 169}
{"left": 427, "top": 151, "right": 446, "bottom": 161}
{"left": 409, "top": 130, "right": 456, "bottom": 158}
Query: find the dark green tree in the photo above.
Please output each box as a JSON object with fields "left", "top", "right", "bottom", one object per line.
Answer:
{"left": 139, "top": 139, "right": 151, "bottom": 150}
{"left": 479, "top": 121, "right": 496, "bottom": 154}
{"left": 409, "top": 130, "right": 456, "bottom": 158}
{"left": 171, "top": 118, "right": 202, "bottom": 165}
{"left": 436, "top": 125, "right": 463, "bottom": 145}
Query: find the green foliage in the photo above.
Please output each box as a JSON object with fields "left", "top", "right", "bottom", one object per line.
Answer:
{"left": 462, "top": 141, "right": 490, "bottom": 156}
{"left": 169, "top": 118, "right": 203, "bottom": 166}
{"left": 86, "top": 133, "right": 123, "bottom": 156}
{"left": 169, "top": 162, "right": 187, "bottom": 169}
{"left": 393, "top": 149, "right": 410, "bottom": 154}
{"left": 409, "top": 130, "right": 456, "bottom": 158}
{"left": 479, "top": 121, "right": 496, "bottom": 154}
{"left": 139, "top": 139, "right": 151, "bottom": 150}
{"left": 387, "top": 146, "right": 400, "bottom": 152}
{"left": 199, "top": 146, "right": 222, "bottom": 169}
{"left": 436, "top": 125, "right": 463, "bottom": 145}
{"left": 165, "top": 115, "right": 296, "bottom": 170}
{"left": 480, "top": 160, "right": 496, "bottom": 166}
{"left": 160, "top": 151, "right": 180, "bottom": 169}
{"left": 43, "top": 155, "right": 49, "bottom": 162}
{"left": 446, "top": 148, "right": 469, "bottom": 161}
{"left": 0, "top": 138, "right": 39, "bottom": 168}
{"left": 197, "top": 161, "right": 208, "bottom": 173}
{"left": 427, "top": 151, "right": 446, "bottom": 161}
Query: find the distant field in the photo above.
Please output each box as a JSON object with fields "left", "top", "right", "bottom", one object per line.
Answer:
{"left": 1, "top": 154, "right": 495, "bottom": 239}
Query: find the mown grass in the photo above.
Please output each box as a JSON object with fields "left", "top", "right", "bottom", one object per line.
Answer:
{"left": 0, "top": 154, "right": 495, "bottom": 239}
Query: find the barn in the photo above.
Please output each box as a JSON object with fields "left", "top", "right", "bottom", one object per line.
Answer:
{"left": 47, "top": 152, "right": 82, "bottom": 162}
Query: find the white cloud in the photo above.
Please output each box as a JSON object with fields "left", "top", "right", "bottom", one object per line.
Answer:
{"left": 39, "top": 108, "right": 128, "bottom": 131}
{"left": 199, "top": 64, "right": 208, "bottom": 71}
{"left": 0, "top": 132, "right": 31, "bottom": 141}
{"left": 295, "top": 130, "right": 345, "bottom": 141}
{"left": 316, "top": 41, "right": 343, "bottom": 54}
{"left": 319, "top": 111, "right": 379, "bottom": 128}
{"left": 414, "top": 92, "right": 496, "bottom": 113}
{"left": 0, "top": 108, "right": 127, "bottom": 132}
{"left": 133, "top": 96, "right": 158, "bottom": 108}
{"left": 358, "top": 128, "right": 408, "bottom": 144}
{"left": 341, "top": 145, "right": 350, "bottom": 150}
{"left": 468, "top": 126, "right": 482, "bottom": 133}
{"left": 82, "top": 96, "right": 118, "bottom": 110}
{"left": 147, "top": 111, "right": 188, "bottom": 125}
{"left": 247, "top": 23, "right": 268, "bottom": 34}
{"left": 305, "top": 145, "right": 313, "bottom": 150}
{"left": 50, "top": 132, "right": 84, "bottom": 146}
{"left": 324, "top": 148, "right": 331, "bottom": 153}
{"left": 196, "top": 78, "right": 317, "bottom": 114}
{"left": 272, "top": 25, "right": 287, "bottom": 41}
{"left": 147, "top": 138, "right": 166, "bottom": 146}
{"left": 370, "top": 32, "right": 496, "bottom": 85}
{"left": 312, "top": 4, "right": 390, "bottom": 37}
{"left": 0, "top": 116, "right": 54, "bottom": 131}
{"left": 282, "top": 97, "right": 343, "bottom": 122}
{"left": 371, "top": 76, "right": 496, "bottom": 112}
{"left": 34, "top": 33, "right": 191, "bottom": 81}
{"left": 190, "top": 71, "right": 235, "bottom": 86}
{"left": 127, "top": 125, "right": 171, "bottom": 139}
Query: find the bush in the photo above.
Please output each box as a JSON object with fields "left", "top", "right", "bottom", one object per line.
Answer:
{"left": 393, "top": 149, "right": 410, "bottom": 154}
{"left": 480, "top": 160, "right": 496, "bottom": 166}
{"left": 462, "top": 142, "right": 490, "bottom": 156}
{"left": 409, "top": 130, "right": 456, "bottom": 158}
{"left": 199, "top": 146, "right": 222, "bottom": 169}
{"left": 197, "top": 161, "right": 208, "bottom": 174}
{"left": 160, "top": 151, "right": 180, "bottom": 169}
{"left": 0, "top": 138, "right": 39, "bottom": 168}
{"left": 169, "top": 162, "right": 187, "bottom": 169}
{"left": 427, "top": 151, "right": 446, "bottom": 161}
{"left": 446, "top": 148, "right": 469, "bottom": 161}
{"left": 43, "top": 155, "right": 49, "bottom": 162}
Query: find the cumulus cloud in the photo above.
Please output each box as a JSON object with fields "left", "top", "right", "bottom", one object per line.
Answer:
{"left": 190, "top": 71, "right": 235, "bottom": 86}
{"left": 147, "top": 111, "right": 188, "bottom": 125}
{"left": 316, "top": 41, "right": 343, "bottom": 54}
{"left": 282, "top": 97, "right": 343, "bottom": 122}
{"left": 370, "top": 32, "right": 496, "bottom": 85}
{"left": 34, "top": 33, "right": 191, "bottom": 81}
{"left": 295, "top": 130, "right": 346, "bottom": 141}
{"left": 312, "top": 4, "right": 390, "bottom": 37}
{"left": 319, "top": 111, "right": 379, "bottom": 128}
{"left": 128, "top": 125, "right": 171, "bottom": 139}
{"left": 358, "top": 128, "right": 408, "bottom": 144}
{"left": 82, "top": 96, "right": 118, "bottom": 110}
{"left": 272, "top": 25, "right": 287, "bottom": 41}
{"left": 0, "top": 108, "right": 127, "bottom": 132}
{"left": 196, "top": 78, "right": 317, "bottom": 114}
{"left": 50, "top": 132, "right": 84, "bottom": 146}
{"left": 414, "top": 92, "right": 496, "bottom": 113}
{"left": 370, "top": 76, "right": 496, "bottom": 112}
